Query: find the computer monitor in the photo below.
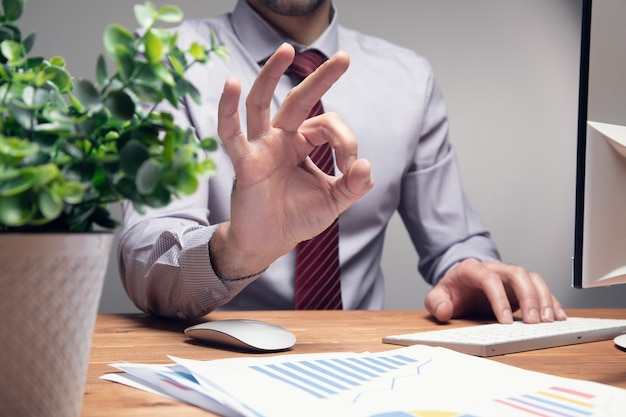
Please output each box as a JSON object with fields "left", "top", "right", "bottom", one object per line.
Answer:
{"left": 573, "top": 0, "right": 626, "bottom": 288}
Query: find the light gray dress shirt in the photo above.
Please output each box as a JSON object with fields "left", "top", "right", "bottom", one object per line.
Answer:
{"left": 118, "top": 0, "right": 500, "bottom": 319}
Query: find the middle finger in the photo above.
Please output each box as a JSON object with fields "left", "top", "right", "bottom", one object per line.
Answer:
{"left": 273, "top": 51, "right": 350, "bottom": 132}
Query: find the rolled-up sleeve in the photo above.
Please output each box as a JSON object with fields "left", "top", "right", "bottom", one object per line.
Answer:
{"left": 118, "top": 195, "right": 259, "bottom": 319}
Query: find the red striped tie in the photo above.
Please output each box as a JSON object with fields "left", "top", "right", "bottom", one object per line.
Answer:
{"left": 288, "top": 50, "right": 342, "bottom": 310}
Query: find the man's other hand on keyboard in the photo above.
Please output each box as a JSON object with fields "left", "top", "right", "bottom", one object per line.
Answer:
{"left": 424, "top": 258, "right": 568, "bottom": 324}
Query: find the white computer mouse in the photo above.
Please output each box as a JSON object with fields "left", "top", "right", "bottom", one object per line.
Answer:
{"left": 614, "top": 334, "right": 626, "bottom": 351}
{"left": 184, "top": 319, "right": 296, "bottom": 352}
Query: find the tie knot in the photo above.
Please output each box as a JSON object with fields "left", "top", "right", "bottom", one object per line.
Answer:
{"left": 288, "top": 49, "right": 327, "bottom": 82}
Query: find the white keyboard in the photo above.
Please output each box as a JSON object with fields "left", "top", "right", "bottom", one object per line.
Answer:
{"left": 382, "top": 317, "right": 626, "bottom": 357}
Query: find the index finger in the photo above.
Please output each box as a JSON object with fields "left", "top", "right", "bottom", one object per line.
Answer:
{"left": 272, "top": 51, "right": 350, "bottom": 132}
{"left": 246, "top": 43, "right": 296, "bottom": 139}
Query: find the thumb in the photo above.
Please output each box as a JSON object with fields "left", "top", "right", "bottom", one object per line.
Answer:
{"left": 332, "top": 158, "right": 373, "bottom": 213}
{"left": 424, "top": 285, "right": 454, "bottom": 322}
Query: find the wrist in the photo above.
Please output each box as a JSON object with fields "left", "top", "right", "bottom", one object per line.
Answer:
{"left": 208, "top": 222, "right": 273, "bottom": 280}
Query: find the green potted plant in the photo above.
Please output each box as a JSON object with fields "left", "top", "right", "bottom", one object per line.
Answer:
{"left": 0, "top": 1, "right": 225, "bottom": 416}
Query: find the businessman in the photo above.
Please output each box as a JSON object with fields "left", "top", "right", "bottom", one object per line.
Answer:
{"left": 118, "top": 0, "right": 567, "bottom": 324}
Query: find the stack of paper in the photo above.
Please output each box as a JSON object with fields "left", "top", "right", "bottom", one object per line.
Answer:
{"left": 102, "top": 345, "right": 626, "bottom": 417}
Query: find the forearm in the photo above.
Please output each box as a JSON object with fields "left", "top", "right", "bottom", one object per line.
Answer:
{"left": 118, "top": 206, "right": 257, "bottom": 318}
{"left": 420, "top": 233, "right": 500, "bottom": 286}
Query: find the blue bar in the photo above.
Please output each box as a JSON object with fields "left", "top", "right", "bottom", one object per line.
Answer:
{"left": 393, "top": 354, "right": 419, "bottom": 364}
{"left": 300, "top": 360, "right": 361, "bottom": 386}
{"left": 332, "top": 358, "right": 378, "bottom": 378}
{"left": 283, "top": 362, "right": 349, "bottom": 391}
{"left": 363, "top": 357, "right": 397, "bottom": 370}
{"left": 318, "top": 359, "right": 369, "bottom": 382}
{"left": 347, "top": 357, "right": 386, "bottom": 373}
{"left": 250, "top": 365, "right": 327, "bottom": 399}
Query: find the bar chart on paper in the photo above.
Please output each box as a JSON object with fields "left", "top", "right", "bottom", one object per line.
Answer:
{"left": 495, "top": 385, "right": 601, "bottom": 417}
{"left": 249, "top": 352, "right": 427, "bottom": 399}
{"left": 368, "top": 385, "right": 605, "bottom": 417}
{"left": 106, "top": 345, "right": 626, "bottom": 417}
{"left": 248, "top": 351, "right": 609, "bottom": 416}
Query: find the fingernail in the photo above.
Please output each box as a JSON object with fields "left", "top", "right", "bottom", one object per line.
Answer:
{"left": 528, "top": 308, "right": 540, "bottom": 323}
{"left": 542, "top": 307, "right": 555, "bottom": 322}
{"left": 502, "top": 308, "right": 513, "bottom": 323}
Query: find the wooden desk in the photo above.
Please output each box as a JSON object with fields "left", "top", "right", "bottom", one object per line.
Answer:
{"left": 82, "top": 309, "right": 626, "bottom": 416}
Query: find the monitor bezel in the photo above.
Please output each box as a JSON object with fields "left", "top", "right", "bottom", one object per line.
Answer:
{"left": 573, "top": 0, "right": 595, "bottom": 288}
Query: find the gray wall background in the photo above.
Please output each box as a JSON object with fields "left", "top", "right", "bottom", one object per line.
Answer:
{"left": 19, "top": 0, "right": 626, "bottom": 313}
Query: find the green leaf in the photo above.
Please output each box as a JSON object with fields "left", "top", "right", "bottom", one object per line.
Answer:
{"left": 38, "top": 189, "right": 63, "bottom": 220}
{"left": 31, "top": 86, "right": 51, "bottom": 108}
{"left": 136, "top": 158, "right": 160, "bottom": 195}
{"left": 113, "top": 45, "right": 134, "bottom": 81}
{"left": 73, "top": 79, "right": 102, "bottom": 112}
{"left": 0, "top": 194, "right": 35, "bottom": 226}
{"left": 8, "top": 100, "right": 36, "bottom": 130}
{"left": 144, "top": 29, "right": 164, "bottom": 64}
{"left": 12, "top": 69, "right": 33, "bottom": 82}
{"left": 32, "top": 164, "right": 60, "bottom": 186}
{"left": 130, "top": 82, "right": 163, "bottom": 102}
{"left": 104, "top": 90, "right": 135, "bottom": 121}
{"left": 181, "top": 78, "right": 201, "bottom": 104}
{"left": 49, "top": 56, "right": 66, "bottom": 67}
{"left": 152, "top": 61, "right": 175, "bottom": 86}
{"left": 103, "top": 24, "right": 135, "bottom": 58}
{"left": 21, "top": 85, "right": 52, "bottom": 109}
{"left": 134, "top": 2, "right": 157, "bottom": 29}
{"left": 20, "top": 150, "right": 49, "bottom": 167}
{"left": 168, "top": 54, "right": 185, "bottom": 76}
{"left": 22, "top": 32, "right": 35, "bottom": 54}
{"left": 2, "top": 0, "right": 24, "bottom": 22}
{"left": 96, "top": 55, "right": 108, "bottom": 86}
{"left": 0, "top": 167, "right": 19, "bottom": 181}
{"left": 58, "top": 141, "right": 84, "bottom": 160}
{"left": 162, "top": 83, "right": 178, "bottom": 107}
{"left": 39, "top": 107, "right": 74, "bottom": 132}
{"left": 115, "top": 177, "right": 141, "bottom": 201}
{"left": 58, "top": 181, "right": 84, "bottom": 204}
{"left": 20, "top": 85, "right": 35, "bottom": 106}
{"left": 119, "top": 139, "right": 149, "bottom": 176}
{"left": 157, "top": 5, "right": 183, "bottom": 23}
{"left": 91, "top": 165, "right": 107, "bottom": 191}
{"left": 176, "top": 169, "right": 198, "bottom": 195}
{"left": 142, "top": 183, "right": 170, "bottom": 207}
{"left": 189, "top": 42, "right": 207, "bottom": 62}
{"left": 0, "top": 23, "right": 19, "bottom": 43}
{"left": 0, "top": 136, "right": 39, "bottom": 158}
{"left": 199, "top": 137, "right": 218, "bottom": 152}
{"left": 68, "top": 92, "right": 84, "bottom": 111}
{"left": 0, "top": 39, "right": 20, "bottom": 62}
{"left": 162, "top": 131, "right": 174, "bottom": 164}
{"left": 91, "top": 205, "right": 118, "bottom": 229}
{"left": 0, "top": 170, "right": 34, "bottom": 196}
{"left": 197, "top": 158, "right": 217, "bottom": 176}
{"left": 104, "top": 130, "right": 119, "bottom": 141}
{"left": 40, "top": 65, "right": 72, "bottom": 93}
{"left": 214, "top": 45, "right": 229, "bottom": 60}
{"left": 24, "top": 56, "right": 43, "bottom": 69}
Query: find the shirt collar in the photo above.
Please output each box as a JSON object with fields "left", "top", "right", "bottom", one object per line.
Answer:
{"left": 231, "top": 0, "right": 340, "bottom": 63}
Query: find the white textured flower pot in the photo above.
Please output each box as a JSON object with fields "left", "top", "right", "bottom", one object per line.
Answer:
{"left": 0, "top": 233, "right": 113, "bottom": 417}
